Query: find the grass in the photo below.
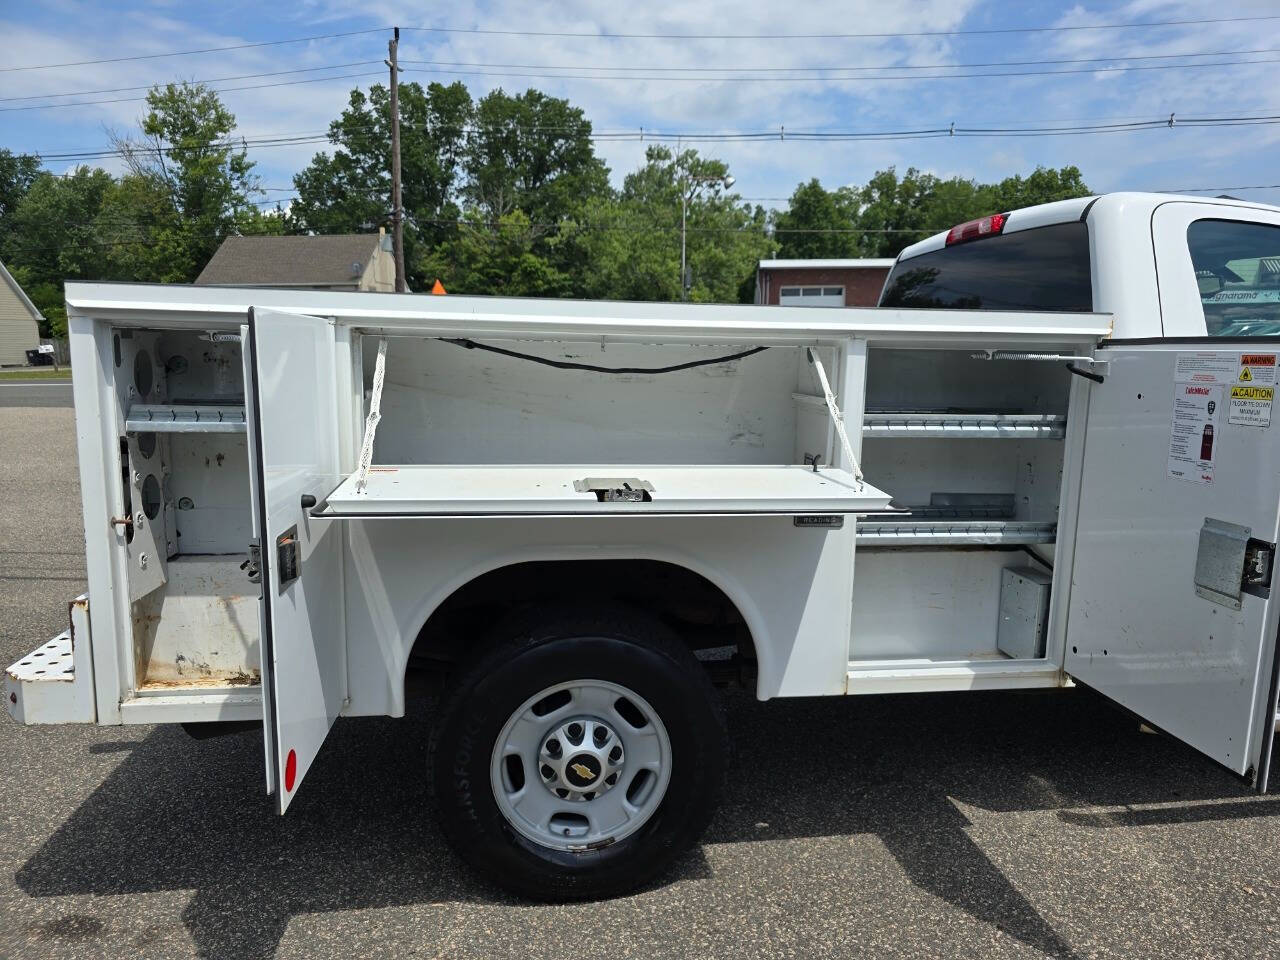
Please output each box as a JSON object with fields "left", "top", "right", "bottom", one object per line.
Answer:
{"left": 0, "top": 368, "right": 72, "bottom": 381}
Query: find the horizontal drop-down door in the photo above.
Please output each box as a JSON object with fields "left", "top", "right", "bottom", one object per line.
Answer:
{"left": 243, "top": 307, "right": 345, "bottom": 813}
{"left": 317, "top": 464, "right": 892, "bottom": 517}
{"left": 1066, "top": 342, "right": 1280, "bottom": 789}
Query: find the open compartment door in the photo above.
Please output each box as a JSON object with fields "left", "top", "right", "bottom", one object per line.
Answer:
{"left": 1066, "top": 343, "right": 1280, "bottom": 788}
{"left": 242, "top": 308, "right": 345, "bottom": 812}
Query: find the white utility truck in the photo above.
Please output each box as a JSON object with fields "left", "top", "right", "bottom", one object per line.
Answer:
{"left": 8, "top": 193, "right": 1280, "bottom": 898}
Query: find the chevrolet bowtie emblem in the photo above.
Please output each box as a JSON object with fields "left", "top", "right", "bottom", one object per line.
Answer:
{"left": 570, "top": 762, "right": 595, "bottom": 780}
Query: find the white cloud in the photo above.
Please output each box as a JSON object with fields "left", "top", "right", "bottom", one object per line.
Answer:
{"left": 3, "top": 0, "right": 1278, "bottom": 205}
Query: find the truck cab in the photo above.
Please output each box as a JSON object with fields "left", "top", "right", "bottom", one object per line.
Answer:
{"left": 880, "top": 191, "right": 1280, "bottom": 339}
{"left": 8, "top": 192, "right": 1280, "bottom": 899}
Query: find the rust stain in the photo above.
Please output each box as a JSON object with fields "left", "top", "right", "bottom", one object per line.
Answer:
{"left": 139, "top": 668, "right": 260, "bottom": 689}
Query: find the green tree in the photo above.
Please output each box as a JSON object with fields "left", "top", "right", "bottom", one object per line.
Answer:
{"left": 108, "top": 82, "right": 263, "bottom": 281}
{"left": 463, "top": 89, "right": 610, "bottom": 224}
{"left": 2, "top": 166, "right": 118, "bottom": 336}
{"left": 852, "top": 165, "right": 1092, "bottom": 258}
{"left": 292, "top": 80, "right": 473, "bottom": 288}
{"left": 0, "top": 150, "right": 42, "bottom": 249}
{"left": 982, "top": 165, "right": 1091, "bottom": 213}
{"left": 575, "top": 146, "right": 769, "bottom": 303}
{"left": 773, "top": 179, "right": 860, "bottom": 259}
{"left": 454, "top": 88, "right": 612, "bottom": 294}
{"left": 423, "top": 209, "right": 573, "bottom": 297}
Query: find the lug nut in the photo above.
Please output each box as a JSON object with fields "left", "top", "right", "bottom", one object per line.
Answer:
{"left": 545, "top": 739, "right": 560, "bottom": 756}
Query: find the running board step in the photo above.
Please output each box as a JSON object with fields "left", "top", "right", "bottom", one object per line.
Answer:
{"left": 5, "top": 596, "right": 96, "bottom": 724}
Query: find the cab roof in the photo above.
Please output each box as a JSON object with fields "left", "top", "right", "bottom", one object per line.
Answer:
{"left": 894, "top": 192, "right": 1280, "bottom": 263}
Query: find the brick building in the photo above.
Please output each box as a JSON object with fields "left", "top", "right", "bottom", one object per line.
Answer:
{"left": 754, "top": 258, "right": 895, "bottom": 308}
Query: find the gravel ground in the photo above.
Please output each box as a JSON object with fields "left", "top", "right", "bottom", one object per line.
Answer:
{"left": 2, "top": 405, "right": 1279, "bottom": 959}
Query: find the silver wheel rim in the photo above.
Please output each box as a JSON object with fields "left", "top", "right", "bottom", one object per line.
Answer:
{"left": 490, "top": 679, "right": 672, "bottom": 851}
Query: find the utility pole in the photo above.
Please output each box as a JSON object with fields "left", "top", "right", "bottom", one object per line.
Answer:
{"left": 680, "top": 174, "right": 689, "bottom": 302}
{"left": 677, "top": 157, "right": 735, "bottom": 302}
{"left": 387, "top": 26, "right": 406, "bottom": 292}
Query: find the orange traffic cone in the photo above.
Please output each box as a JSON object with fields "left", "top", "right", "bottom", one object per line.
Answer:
{"left": 431, "top": 278, "right": 447, "bottom": 295}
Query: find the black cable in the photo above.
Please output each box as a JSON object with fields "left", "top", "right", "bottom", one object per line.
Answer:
{"left": 439, "top": 338, "right": 768, "bottom": 374}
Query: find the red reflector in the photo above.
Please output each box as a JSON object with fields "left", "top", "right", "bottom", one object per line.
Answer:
{"left": 946, "top": 212, "right": 1007, "bottom": 245}
{"left": 284, "top": 749, "right": 297, "bottom": 792}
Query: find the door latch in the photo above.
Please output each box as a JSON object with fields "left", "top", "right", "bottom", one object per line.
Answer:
{"left": 1243, "top": 537, "right": 1275, "bottom": 599}
{"left": 1194, "top": 518, "right": 1275, "bottom": 607}
{"left": 240, "top": 539, "right": 262, "bottom": 584}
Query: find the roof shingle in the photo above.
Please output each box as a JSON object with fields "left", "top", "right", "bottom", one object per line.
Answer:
{"left": 195, "top": 234, "right": 382, "bottom": 287}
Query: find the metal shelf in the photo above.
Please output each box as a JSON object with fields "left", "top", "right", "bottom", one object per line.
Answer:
{"left": 862, "top": 412, "right": 1066, "bottom": 439}
{"left": 125, "top": 403, "right": 246, "bottom": 434}
{"left": 856, "top": 519, "right": 1056, "bottom": 546}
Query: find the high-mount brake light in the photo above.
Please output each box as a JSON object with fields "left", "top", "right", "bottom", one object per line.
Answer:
{"left": 945, "top": 212, "right": 1008, "bottom": 246}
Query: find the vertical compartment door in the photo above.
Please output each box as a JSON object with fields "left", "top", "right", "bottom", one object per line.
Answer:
{"left": 1066, "top": 343, "right": 1280, "bottom": 788}
{"left": 242, "top": 307, "right": 345, "bottom": 812}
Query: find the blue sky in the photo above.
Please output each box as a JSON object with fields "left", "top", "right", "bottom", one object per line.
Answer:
{"left": 2, "top": 0, "right": 1278, "bottom": 210}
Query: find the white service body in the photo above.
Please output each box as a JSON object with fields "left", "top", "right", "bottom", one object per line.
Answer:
{"left": 9, "top": 192, "right": 1280, "bottom": 812}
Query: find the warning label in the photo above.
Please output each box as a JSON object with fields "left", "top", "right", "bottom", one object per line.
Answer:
{"left": 1238, "top": 353, "right": 1277, "bottom": 387}
{"left": 1229, "top": 384, "right": 1275, "bottom": 427}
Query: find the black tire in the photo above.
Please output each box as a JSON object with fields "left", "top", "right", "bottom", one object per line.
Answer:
{"left": 429, "top": 604, "right": 728, "bottom": 901}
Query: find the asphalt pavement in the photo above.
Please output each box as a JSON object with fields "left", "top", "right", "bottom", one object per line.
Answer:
{"left": 2, "top": 404, "right": 1280, "bottom": 959}
{"left": 0, "top": 380, "right": 74, "bottom": 407}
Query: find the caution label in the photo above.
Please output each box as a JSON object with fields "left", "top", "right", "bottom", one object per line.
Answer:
{"left": 1229, "top": 384, "right": 1274, "bottom": 427}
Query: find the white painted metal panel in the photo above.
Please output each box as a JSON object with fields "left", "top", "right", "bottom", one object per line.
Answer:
{"left": 321, "top": 464, "right": 890, "bottom": 517}
{"left": 245, "top": 308, "right": 345, "bottom": 812}
{"left": 338, "top": 515, "right": 859, "bottom": 710}
{"left": 63, "top": 281, "right": 1113, "bottom": 349}
{"left": 1066, "top": 343, "right": 1280, "bottom": 784}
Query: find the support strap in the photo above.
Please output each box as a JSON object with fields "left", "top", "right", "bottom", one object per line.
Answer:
{"left": 354, "top": 338, "right": 388, "bottom": 494}
{"left": 806, "top": 348, "right": 863, "bottom": 487}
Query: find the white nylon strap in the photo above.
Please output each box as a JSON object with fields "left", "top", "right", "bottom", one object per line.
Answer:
{"left": 807, "top": 348, "right": 864, "bottom": 486}
{"left": 354, "top": 338, "right": 388, "bottom": 494}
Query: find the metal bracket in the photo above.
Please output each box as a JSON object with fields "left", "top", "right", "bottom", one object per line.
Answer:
{"left": 1193, "top": 518, "right": 1272, "bottom": 609}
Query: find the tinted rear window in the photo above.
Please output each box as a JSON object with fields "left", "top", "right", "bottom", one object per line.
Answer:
{"left": 1188, "top": 219, "right": 1280, "bottom": 338}
{"left": 879, "top": 221, "right": 1092, "bottom": 311}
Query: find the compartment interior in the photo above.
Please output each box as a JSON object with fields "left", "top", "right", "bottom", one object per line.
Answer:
{"left": 369, "top": 336, "right": 837, "bottom": 467}
{"left": 850, "top": 347, "right": 1073, "bottom": 666}
{"left": 352, "top": 335, "right": 883, "bottom": 515}
{"left": 114, "top": 327, "right": 260, "bottom": 691}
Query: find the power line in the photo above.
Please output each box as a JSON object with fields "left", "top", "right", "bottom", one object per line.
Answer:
{"left": 1, "top": 28, "right": 387, "bottom": 73}
{"left": 0, "top": 70, "right": 387, "bottom": 112}
{"left": 400, "top": 46, "right": 1280, "bottom": 74}
{"left": 1161, "top": 183, "right": 1280, "bottom": 193}
{"left": 400, "top": 55, "right": 1280, "bottom": 84}
{"left": 0, "top": 61, "right": 385, "bottom": 103}
{"left": 399, "top": 14, "right": 1280, "bottom": 41}
{"left": 3, "top": 12, "right": 1273, "bottom": 75}
{"left": 16, "top": 46, "right": 1275, "bottom": 106}
{"left": 21, "top": 112, "right": 1280, "bottom": 164}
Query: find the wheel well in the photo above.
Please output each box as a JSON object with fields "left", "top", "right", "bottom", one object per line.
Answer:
{"left": 409, "top": 560, "right": 756, "bottom": 682}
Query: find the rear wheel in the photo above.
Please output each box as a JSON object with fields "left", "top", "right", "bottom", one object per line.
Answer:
{"left": 429, "top": 606, "right": 727, "bottom": 900}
